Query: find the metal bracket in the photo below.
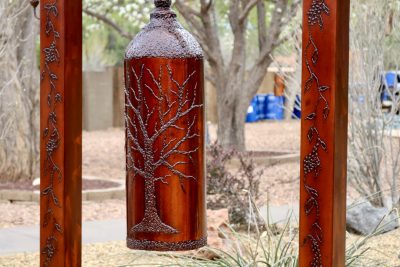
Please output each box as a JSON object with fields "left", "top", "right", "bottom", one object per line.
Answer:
{"left": 30, "top": 0, "right": 40, "bottom": 19}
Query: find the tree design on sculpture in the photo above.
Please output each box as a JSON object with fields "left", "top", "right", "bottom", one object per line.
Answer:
{"left": 125, "top": 64, "right": 202, "bottom": 234}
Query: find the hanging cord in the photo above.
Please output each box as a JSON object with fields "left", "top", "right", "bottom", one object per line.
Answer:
{"left": 30, "top": 0, "right": 40, "bottom": 19}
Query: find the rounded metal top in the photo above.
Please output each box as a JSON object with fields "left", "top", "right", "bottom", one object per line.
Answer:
{"left": 154, "top": 0, "right": 171, "bottom": 8}
{"left": 125, "top": 0, "right": 203, "bottom": 59}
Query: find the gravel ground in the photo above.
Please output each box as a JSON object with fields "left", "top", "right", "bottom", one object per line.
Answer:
{"left": 0, "top": 241, "right": 211, "bottom": 267}
{"left": 83, "top": 128, "right": 126, "bottom": 179}
{"left": 0, "top": 200, "right": 125, "bottom": 228}
{"left": 1, "top": 121, "right": 399, "bottom": 266}
{"left": 347, "top": 228, "right": 400, "bottom": 266}
{"left": 207, "top": 121, "right": 300, "bottom": 151}
{"left": 0, "top": 241, "right": 180, "bottom": 267}
{"left": 1, "top": 231, "right": 399, "bottom": 267}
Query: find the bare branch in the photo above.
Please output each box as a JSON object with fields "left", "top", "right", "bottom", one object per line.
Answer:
{"left": 175, "top": 0, "right": 224, "bottom": 68}
{"left": 257, "top": 1, "right": 267, "bottom": 50}
{"left": 239, "top": 0, "right": 260, "bottom": 23}
{"left": 83, "top": 8, "right": 133, "bottom": 40}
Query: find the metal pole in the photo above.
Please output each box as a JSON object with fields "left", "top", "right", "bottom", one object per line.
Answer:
{"left": 299, "top": 0, "right": 350, "bottom": 266}
{"left": 39, "top": 0, "right": 82, "bottom": 265}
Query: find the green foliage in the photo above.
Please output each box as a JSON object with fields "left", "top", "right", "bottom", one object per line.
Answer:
{"left": 83, "top": 0, "right": 152, "bottom": 68}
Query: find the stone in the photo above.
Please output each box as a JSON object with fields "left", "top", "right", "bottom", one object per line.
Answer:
{"left": 346, "top": 200, "right": 399, "bottom": 236}
{"left": 190, "top": 209, "right": 229, "bottom": 260}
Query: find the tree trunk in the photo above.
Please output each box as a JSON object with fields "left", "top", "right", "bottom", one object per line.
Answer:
{"left": 217, "top": 83, "right": 250, "bottom": 151}
{"left": 131, "top": 171, "right": 178, "bottom": 234}
{"left": 0, "top": 2, "right": 40, "bottom": 182}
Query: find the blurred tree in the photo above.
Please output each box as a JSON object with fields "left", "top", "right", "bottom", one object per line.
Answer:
{"left": 84, "top": 0, "right": 299, "bottom": 150}
{"left": 0, "top": 1, "right": 39, "bottom": 181}
{"left": 82, "top": 0, "right": 152, "bottom": 68}
{"left": 348, "top": 0, "right": 400, "bottom": 208}
{"left": 175, "top": 0, "right": 299, "bottom": 150}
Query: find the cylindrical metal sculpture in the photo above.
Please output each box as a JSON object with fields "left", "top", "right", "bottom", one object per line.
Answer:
{"left": 124, "top": 0, "right": 206, "bottom": 251}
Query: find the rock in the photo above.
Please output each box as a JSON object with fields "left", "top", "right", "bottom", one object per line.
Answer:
{"left": 207, "top": 209, "right": 229, "bottom": 230}
{"left": 346, "top": 201, "right": 399, "bottom": 236}
{"left": 193, "top": 209, "right": 229, "bottom": 260}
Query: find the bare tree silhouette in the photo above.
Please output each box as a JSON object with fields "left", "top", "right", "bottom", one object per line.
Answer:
{"left": 125, "top": 63, "right": 203, "bottom": 234}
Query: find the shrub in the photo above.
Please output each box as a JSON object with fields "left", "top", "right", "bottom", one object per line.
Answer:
{"left": 206, "top": 143, "right": 263, "bottom": 225}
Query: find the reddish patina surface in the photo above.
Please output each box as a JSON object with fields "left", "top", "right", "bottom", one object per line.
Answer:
{"left": 125, "top": 57, "right": 206, "bottom": 250}
{"left": 299, "top": 0, "right": 350, "bottom": 266}
{"left": 39, "top": 0, "right": 82, "bottom": 266}
{"left": 124, "top": 0, "right": 206, "bottom": 251}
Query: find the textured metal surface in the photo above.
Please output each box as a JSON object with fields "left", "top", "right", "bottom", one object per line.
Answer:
{"left": 40, "top": 0, "right": 82, "bottom": 265}
{"left": 127, "top": 236, "right": 207, "bottom": 251}
{"left": 125, "top": 2, "right": 202, "bottom": 59}
{"left": 40, "top": 2, "right": 63, "bottom": 265}
{"left": 154, "top": 0, "right": 171, "bottom": 8}
{"left": 124, "top": 0, "right": 206, "bottom": 252}
{"left": 126, "top": 63, "right": 202, "bottom": 235}
{"left": 299, "top": 0, "right": 350, "bottom": 266}
{"left": 125, "top": 57, "right": 206, "bottom": 251}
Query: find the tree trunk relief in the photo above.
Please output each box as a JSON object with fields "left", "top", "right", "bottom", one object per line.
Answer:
{"left": 125, "top": 58, "right": 206, "bottom": 251}
{"left": 131, "top": 167, "right": 178, "bottom": 234}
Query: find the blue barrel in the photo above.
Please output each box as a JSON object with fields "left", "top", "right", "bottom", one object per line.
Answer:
{"left": 246, "top": 97, "right": 258, "bottom": 123}
{"left": 381, "top": 90, "right": 390, "bottom": 101}
{"left": 265, "top": 94, "right": 285, "bottom": 120}
{"left": 292, "top": 95, "right": 301, "bottom": 119}
{"left": 256, "top": 94, "right": 268, "bottom": 120}
{"left": 386, "top": 72, "right": 397, "bottom": 88}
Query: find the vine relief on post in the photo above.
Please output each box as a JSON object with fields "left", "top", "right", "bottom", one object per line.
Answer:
{"left": 40, "top": 0, "right": 63, "bottom": 266}
{"left": 125, "top": 64, "right": 203, "bottom": 235}
{"left": 303, "top": 0, "right": 330, "bottom": 266}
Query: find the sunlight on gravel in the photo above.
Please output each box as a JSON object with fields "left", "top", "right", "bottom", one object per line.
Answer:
{"left": 0, "top": 241, "right": 189, "bottom": 267}
{"left": 1, "top": 232, "right": 399, "bottom": 266}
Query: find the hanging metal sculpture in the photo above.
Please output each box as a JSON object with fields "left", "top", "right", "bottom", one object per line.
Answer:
{"left": 124, "top": 0, "right": 206, "bottom": 251}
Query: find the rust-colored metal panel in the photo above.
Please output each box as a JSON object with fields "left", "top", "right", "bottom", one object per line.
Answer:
{"left": 39, "top": 0, "right": 82, "bottom": 266}
{"left": 299, "top": 0, "right": 350, "bottom": 266}
{"left": 124, "top": 0, "right": 207, "bottom": 251}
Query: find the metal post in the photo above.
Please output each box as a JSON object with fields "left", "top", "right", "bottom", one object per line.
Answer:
{"left": 299, "top": 0, "right": 350, "bottom": 266}
{"left": 39, "top": 0, "right": 82, "bottom": 265}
